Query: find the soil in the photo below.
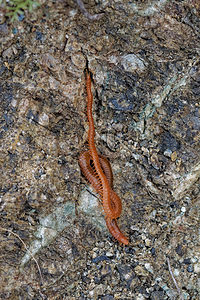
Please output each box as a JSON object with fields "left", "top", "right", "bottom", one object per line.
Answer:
{"left": 0, "top": 0, "right": 199, "bottom": 299}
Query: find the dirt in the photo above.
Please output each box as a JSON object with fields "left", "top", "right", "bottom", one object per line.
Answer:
{"left": 0, "top": 0, "right": 199, "bottom": 299}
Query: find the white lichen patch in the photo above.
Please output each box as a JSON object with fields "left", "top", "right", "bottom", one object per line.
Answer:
{"left": 21, "top": 201, "right": 75, "bottom": 266}
{"left": 78, "top": 188, "right": 106, "bottom": 231}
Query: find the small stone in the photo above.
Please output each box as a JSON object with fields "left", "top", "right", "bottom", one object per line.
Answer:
{"left": 171, "top": 151, "right": 177, "bottom": 161}
{"left": 101, "top": 264, "right": 111, "bottom": 276}
{"left": 48, "top": 262, "right": 57, "bottom": 275}
{"left": 121, "top": 54, "right": 146, "bottom": 72}
{"left": 145, "top": 238, "right": 151, "bottom": 247}
{"left": 183, "top": 258, "right": 191, "bottom": 264}
{"left": 191, "top": 257, "right": 198, "bottom": 263}
{"left": 105, "top": 251, "right": 114, "bottom": 257}
{"left": 181, "top": 206, "right": 186, "bottom": 213}
{"left": 116, "top": 264, "right": 134, "bottom": 281}
{"left": 89, "top": 284, "right": 104, "bottom": 298}
{"left": 136, "top": 294, "right": 145, "bottom": 300}
{"left": 187, "top": 265, "right": 194, "bottom": 272}
{"left": 92, "top": 255, "right": 110, "bottom": 263}
{"left": 134, "top": 265, "right": 148, "bottom": 276}
{"left": 11, "top": 99, "right": 18, "bottom": 108}
{"left": 164, "top": 149, "right": 172, "bottom": 157}
{"left": 194, "top": 262, "right": 200, "bottom": 273}
{"left": 144, "top": 263, "right": 153, "bottom": 273}
{"left": 175, "top": 244, "right": 184, "bottom": 256}
{"left": 151, "top": 247, "right": 156, "bottom": 256}
{"left": 38, "top": 112, "right": 49, "bottom": 126}
{"left": 173, "top": 269, "right": 180, "bottom": 276}
{"left": 141, "top": 233, "right": 146, "bottom": 240}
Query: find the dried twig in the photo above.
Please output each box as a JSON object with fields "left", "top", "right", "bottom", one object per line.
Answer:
{"left": 167, "top": 257, "right": 184, "bottom": 300}
{"left": 0, "top": 226, "right": 43, "bottom": 284}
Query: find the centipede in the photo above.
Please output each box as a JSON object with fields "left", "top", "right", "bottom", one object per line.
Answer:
{"left": 79, "top": 70, "right": 128, "bottom": 245}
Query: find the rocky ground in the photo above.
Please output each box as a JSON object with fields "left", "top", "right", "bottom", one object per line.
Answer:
{"left": 0, "top": 0, "right": 199, "bottom": 299}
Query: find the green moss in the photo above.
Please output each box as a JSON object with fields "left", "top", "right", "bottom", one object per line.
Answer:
{"left": 0, "top": 0, "right": 40, "bottom": 21}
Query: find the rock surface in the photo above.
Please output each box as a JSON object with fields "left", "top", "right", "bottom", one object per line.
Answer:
{"left": 0, "top": 0, "right": 199, "bottom": 299}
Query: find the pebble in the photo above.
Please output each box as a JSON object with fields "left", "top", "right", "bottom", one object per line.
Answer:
{"left": 92, "top": 255, "right": 110, "bottom": 263}
{"left": 183, "top": 258, "right": 191, "bottom": 264}
{"left": 121, "top": 54, "right": 146, "bottom": 72}
{"left": 187, "top": 265, "right": 194, "bottom": 273}
{"left": 144, "top": 263, "right": 153, "bottom": 274}
{"left": 151, "top": 247, "right": 156, "bottom": 256}
{"left": 105, "top": 251, "right": 114, "bottom": 257}
{"left": 38, "top": 112, "right": 50, "bottom": 126}
{"left": 173, "top": 269, "right": 180, "bottom": 276}
{"left": 145, "top": 238, "right": 151, "bottom": 247}
{"left": 134, "top": 265, "right": 148, "bottom": 276}
{"left": 181, "top": 206, "right": 186, "bottom": 213}
{"left": 194, "top": 262, "right": 200, "bottom": 273}
{"left": 136, "top": 294, "right": 145, "bottom": 300}
{"left": 164, "top": 149, "right": 172, "bottom": 157}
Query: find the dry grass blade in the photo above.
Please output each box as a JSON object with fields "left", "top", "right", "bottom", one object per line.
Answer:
{"left": 167, "top": 257, "right": 184, "bottom": 300}
{"left": 0, "top": 226, "right": 43, "bottom": 284}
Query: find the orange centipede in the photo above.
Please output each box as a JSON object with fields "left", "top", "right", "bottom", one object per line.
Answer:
{"left": 79, "top": 70, "right": 128, "bottom": 245}
{"left": 79, "top": 151, "right": 122, "bottom": 217}
{"left": 105, "top": 217, "right": 129, "bottom": 245}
